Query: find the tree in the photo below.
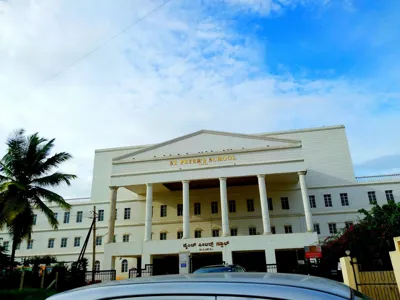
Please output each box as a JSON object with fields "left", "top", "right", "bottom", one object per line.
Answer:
{"left": 0, "top": 129, "right": 76, "bottom": 266}
{"left": 322, "top": 200, "right": 400, "bottom": 269}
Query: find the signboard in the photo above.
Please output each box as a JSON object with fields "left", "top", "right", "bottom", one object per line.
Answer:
{"left": 170, "top": 155, "right": 236, "bottom": 166}
{"left": 183, "top": 241, "right": 229, "bottom": 252}
{"left": 304, "top": 245, "right": 322, "bottom": 259}
{"left": 179, "top": 252, "right": 190, "bottom": 274}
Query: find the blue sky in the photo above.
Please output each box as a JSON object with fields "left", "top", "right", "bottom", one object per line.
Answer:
{"left": 0, "top": 0, "right": 399, "bottom": 197}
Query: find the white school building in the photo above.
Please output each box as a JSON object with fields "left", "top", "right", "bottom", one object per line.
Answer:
{"left": 1, "top": 125, "right": 399, "bottom": 279}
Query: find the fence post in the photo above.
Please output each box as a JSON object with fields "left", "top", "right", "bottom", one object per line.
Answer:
{"left": 339, "top": 256, "right": 357, "bottom": 290}
{"left": 40, "top": 267, "right": 45, "bottom": 289}
{"left": 19, "top": 270, "right": 25, "bottom": 291}
{"left": 55, "top": 272, "right": 59, "bottom": 290}
{"left": 389, "top": 236, "right": 400, "bottom": 294}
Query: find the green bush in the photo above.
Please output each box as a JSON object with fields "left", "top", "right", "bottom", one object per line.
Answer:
{"left": 0, "top": 289, "right": 56, "bottom": 300}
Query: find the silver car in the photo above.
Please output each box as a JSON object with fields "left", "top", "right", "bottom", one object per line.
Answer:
{"left": 47, "top": 273, "right": 371, "bottom": 300}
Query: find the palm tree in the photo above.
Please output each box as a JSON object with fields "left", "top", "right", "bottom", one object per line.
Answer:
{"left": 0, "top": 129, "right": 76, "bottom": 266}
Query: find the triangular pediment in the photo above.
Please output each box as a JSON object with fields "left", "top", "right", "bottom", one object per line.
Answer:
{"left": 113, "top": 130, "right": 300, "bottom": 162}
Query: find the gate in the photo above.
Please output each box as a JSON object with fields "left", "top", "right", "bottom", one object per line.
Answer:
{"left": 351, "top": 261, "right": 400, "bottom": 300}
{"left": 85, "top": 270, "right": 116, "bottom": 283}
{"left": 128, "top": 264, "right": 153, "bottom": 278}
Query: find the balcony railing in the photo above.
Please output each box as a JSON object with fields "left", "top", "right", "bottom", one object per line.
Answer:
{"left": 356, "top": 174, "right": 400, "bottom": 183}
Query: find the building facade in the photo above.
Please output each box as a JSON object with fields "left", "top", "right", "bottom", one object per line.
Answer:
{"left": 1, "top": 125, "right": 399, "bottom": 279}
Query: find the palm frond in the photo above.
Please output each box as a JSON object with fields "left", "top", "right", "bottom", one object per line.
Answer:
{"left": 7, "top": 206, "right": 33, "bottom": 241}
{"left": 2, "top": 129, "right": 27, "bottom": 179}
{"left": 31, "top": 187, "right": 71, "bottom": 210}
{"left": 25, "top": 133, "right": 47, "bottom": 167}
{"left": 32, "top": 172, "right": 77, "bottom": 187}
{"left": 31, "top": 138, "right": 55, "bottom": 174}
{"left": 33, "top": 195, "right": 59, "bottom": 229}
{"left": 34, "top": 152, "right": 73, "bottom": 177}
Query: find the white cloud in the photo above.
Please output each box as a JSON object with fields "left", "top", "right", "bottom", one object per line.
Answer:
{"left": 0, "top": 0, "right": 399, "bottom": 198}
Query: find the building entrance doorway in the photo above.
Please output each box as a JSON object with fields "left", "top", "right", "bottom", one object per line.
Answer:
{"left": 152, "top": 254, "right": 179, "bottom": 275}
{"left": 275, "top": 248, "right": 305, "bottom": 273}
{"left": 232, "top": 251, "right": 266, "bottom": 272}
{"left": 190, "top": 252, "right": 223, "bottom": 273}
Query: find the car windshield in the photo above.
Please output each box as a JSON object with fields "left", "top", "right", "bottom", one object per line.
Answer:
{"left": 194, "top": 267, "right": 232, "bottom": 273}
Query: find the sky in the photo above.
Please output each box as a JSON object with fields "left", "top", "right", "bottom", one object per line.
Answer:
{"left": 0, "top": 0, "right": 399, "bottom": 198}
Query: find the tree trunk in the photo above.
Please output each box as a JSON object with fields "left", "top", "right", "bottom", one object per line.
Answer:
{"left": 10, "top": 237, "right": 18, "bottom": 269}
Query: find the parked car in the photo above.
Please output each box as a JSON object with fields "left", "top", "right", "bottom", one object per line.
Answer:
{"left": 47, "top": 272, "right": 371, "bottom": 300}
{"left": 193, "top": 264, "right": 246, "bottom": 273}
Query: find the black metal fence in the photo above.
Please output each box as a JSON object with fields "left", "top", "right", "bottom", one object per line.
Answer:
{"left": 129, "top": 264, "right": 153, "bottom": 278}
{"left": 85, "top": 270, "right": 116, "bottom": 283}
{"left": 351, "top": 261, "right": 399, "bottom": 300}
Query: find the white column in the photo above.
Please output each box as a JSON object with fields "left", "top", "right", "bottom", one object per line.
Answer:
{"left": 144, "top": 183, "right": 153, "bottom": 241}
{"left": 257, "top": 175, "right": 271, "bottom": 235}
{"left": 107, "top": 186, "right": 118, "bottom": 243}
{"left": 219, "top": 177, "right": 230, "bottom": 236}
{"left": 182, "top": 180, "right": 190, "bottom": 239}
{"left": 298, "top": 171, "right": 313, "bottom": 232}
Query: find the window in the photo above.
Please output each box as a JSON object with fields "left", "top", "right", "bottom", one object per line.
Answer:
{"left": 96, "top": 236, "right": 102, "bottom": 246}
{"left": 248, "top": 227, "right": 257, "bottom": 235}
{"left": 124, "top": 208, "right": 131, "bottom": 220}
{"left": 230, "top": 228, "right": 237, "bottom": 236}
{"left": 212, "top": 229, "right": 219, "bottom": 237}
{"left": 270, "top": 226, "right": 276, "bottom": 234}
{"left": 121, "top": 259, "right": 128, "bottom": 273}
{"left": 211, "top": 201, "right": 218, "bottom": 214}
{"left": 228, "top": 200, "right": 236, "bottom": 213}
{"left": 313, "top": 224, "right": 321, "bottom": 234}
{"left": 113, "top": 235, "right": 116, "bottom": 243}
{"left": 61, "top": 238, "right": 68, "bottom": 248}
{"left": 177, "top": 231, "right": 183, "bottom": 239}
{"left": 324, "top": 194, "right": 332, "bottom": 207}
{"left": 98, "top": 209, "right": 104, "bottom": 221}
{"left": 329, "top": 223, "right": 337, "bottom": 234}
{"left": 281, "top": 197, "right": 289, "bottom": 210}
{"left": 76, "top": 211, "right": 83, "bottom": 223}
{"left": 54, "top": 212, "right": 58, "bottom": 220}
{"left": 340, "top": 193, "right": 349, "bottom": 206}
{"left": 115, "top": 209, "right": 117, "bottom": 220}
{"left": 194, "top": 203, "right": 201, "bottom": 215}
{"left": 386, "top": 190, "right": 395, "bottom": 202}
{"left": 368, "top": 191, "right": 377, "bottom": 204}
{"left": 246, "top": 199, "right": 254, "bottom": 212}
{"left": 267, "top": 198, "right": 273, "bottom": 210}
{"left": 123, "top": 234, "right": 129, "bottom": 243}
{"left": 177, "top": 204, "right": 183, "bottom": 216}
{"left": 160, "top": 205, "right": 167, "bottom": 217}
{"left": 48, "top": 238, "right": 54, "bottom": 249}
{"left": 3, "top": 241, "right": 9, "bottom": 251}
{"left": 27, "top": 240, "right": 33, "bottom": 249}
{"left": 33, "top": 214, "right": 37, "bottom": 225}
{"left": 74, "top": 237, "right": 80, "bottom": 247}
{"left": 63, "top": 212, "right": 70, "bottom": 223}
{"left": 195, "top": 230, "right": 202, "bottom": 238}
{"left": 309, "top": 195, "right": 316, "bottom": 208}
{"left": 94, "top": 261, "right": 100, "bottom": 271}
{"left": 16, "top": 243, "right": 20, "bottom": 250}
{"left": 345, "top": 221, "right": 353, "bottom": 229}
{"left": 160, "top": 232, "right": 167, "bottom": 240}
{"left": 284, "top": 225, "right": 292, "bottom": 234}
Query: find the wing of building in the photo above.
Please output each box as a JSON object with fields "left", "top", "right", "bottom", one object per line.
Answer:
{"left": 1, "top": 125, "right": 399, "bottom": 279}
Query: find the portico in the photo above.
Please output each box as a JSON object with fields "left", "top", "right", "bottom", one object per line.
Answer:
{"left": 107, "top": 172, "right": 315, "bottom": 244}
{"left": 103, "top": 130, "right": 319, "bottom": 275}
